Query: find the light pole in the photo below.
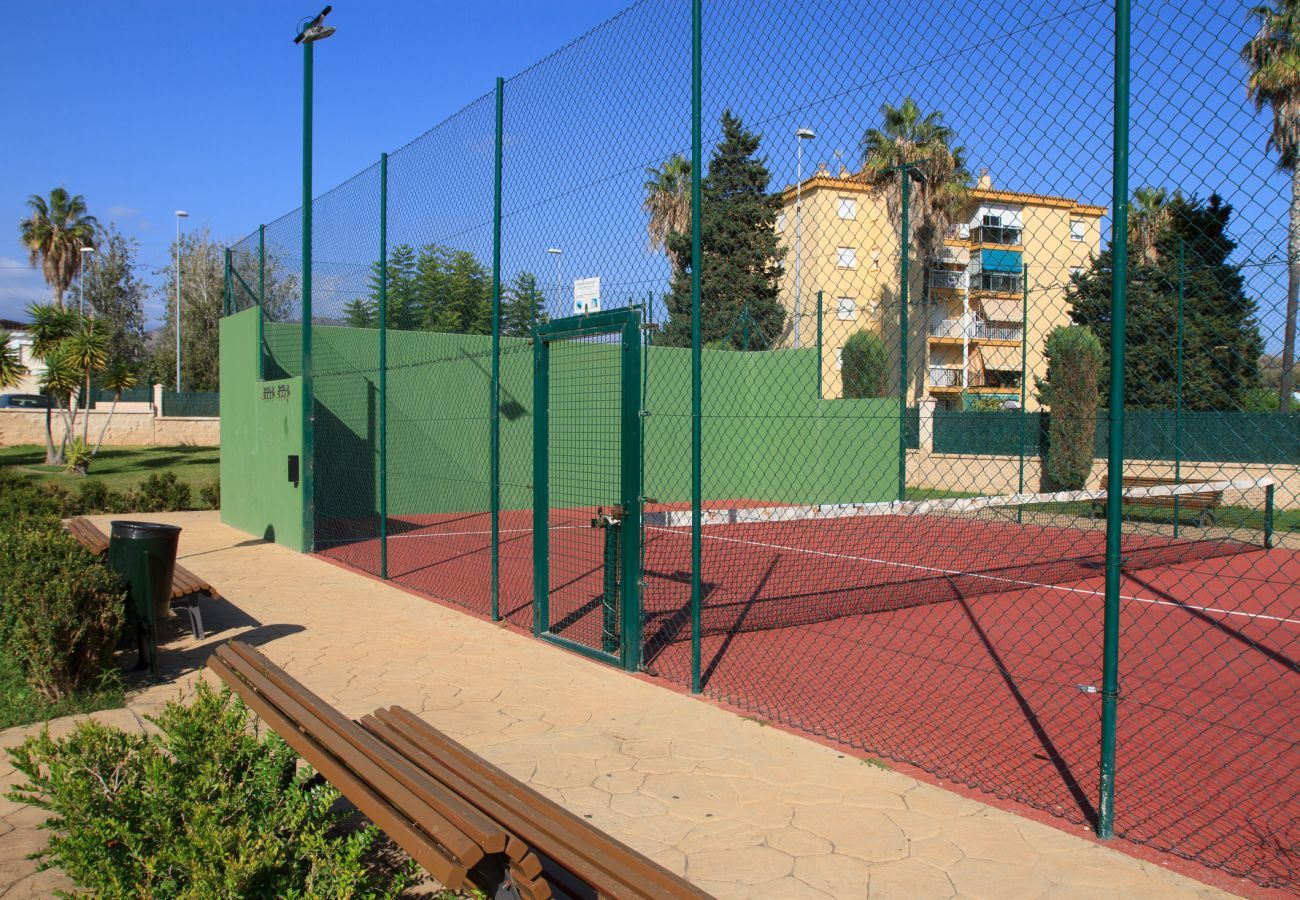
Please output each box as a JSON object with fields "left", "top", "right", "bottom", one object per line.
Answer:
{"left": 546, "top": 247, "right": 563, "bottom": 313}
{"left": 794, "top": 127, "right": 815, "bottom": 348}
{"left": 173, "top": 211, "right": 189, "bottom": 391}
{"left": 295, "top": 5, "right": 335, "bottom": 553}
{"left": 78, "top": 247, "right": 95, "bottom": 317}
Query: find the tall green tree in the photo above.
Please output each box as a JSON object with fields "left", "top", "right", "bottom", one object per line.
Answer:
{"left": 1128, "top": 185, "right": 1171, "bottom": 264}
{"left": 427, "top": 248, "right": 490, "bottom": 335}
{"left": 643, "top": 154, "right": 692, "bottom": 276}
{"left": 62, "top": 321, "right": 109, "bottom": 443}
{"left": 859, "top": 98, "right": 970, "bottom": 265}
{"left": 502, "top": 272, "right": 546, "bottom": 337}
{"left": 1243, "top": 0, "right": 1300, "bottom": 412}
{"left": 663, "top": 111, "right": 785, "bottom": 348}
{"left": 83, "top": 225, "right": 147, "bottom": 372}
{"left": 151, "top": 227, "right": 225, "bottom": 392}
{"left": 25, "top": 303, "right": 79, "bottom": 463}
{"left": 1035, "top": 325, "right": 1104, "bottom": 491}
{"left": 17, "top": 188, "right": 98, "bottom": 309}
{"left": 1067, "top": 193, "right": 1264, "bottom": 410}
{"left": 376, "top": 244, "right": 420, "bottom": 330}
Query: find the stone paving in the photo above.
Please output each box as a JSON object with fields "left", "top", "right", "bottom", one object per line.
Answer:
{"left": 0, "top": 512, "right": 1238, "bottom": 898}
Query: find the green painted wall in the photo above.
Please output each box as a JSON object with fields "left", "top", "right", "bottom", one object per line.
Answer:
{"left": 219, "top": 310, "right": 306, "bottom": 550}
{"left": 232, "top": 317, "right": 899, "bottom": 544}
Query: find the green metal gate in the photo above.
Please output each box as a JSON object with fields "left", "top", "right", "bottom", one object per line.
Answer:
{"left": 532, "top": 309, "right": 642, "bottom": 670}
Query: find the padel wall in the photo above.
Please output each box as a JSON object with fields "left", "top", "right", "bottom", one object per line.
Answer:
{"left": 234, "top": 320, "right": 898, "bottom": 542}
{"left": 218, "top": 310, "right": 306, "bottom": 551}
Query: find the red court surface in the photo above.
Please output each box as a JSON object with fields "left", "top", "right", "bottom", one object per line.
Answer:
{"left": 318, "top": 506, "right": 1300, "bottom": 891}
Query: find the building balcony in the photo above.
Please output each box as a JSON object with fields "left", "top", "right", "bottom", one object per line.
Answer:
{"left": 929, "top": 318, "right": 1023, "bottom": 343}
{"left": 971, "top": 224, "right": 1022, "bottom": 246}
{"left": 973, "top": 272, "right": 1023, "bottom": 294}
{"left": 929, "top": 270, "right": 969, "bottom": 291}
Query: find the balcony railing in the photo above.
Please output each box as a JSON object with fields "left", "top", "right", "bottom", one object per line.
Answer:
{"left": 971, "top": 224, "right": 1022, "bottom": 246}
{"left": 929, "top": 270, "right": 969, "bottom": 290}
{"left": 930, "top": 318, "right": 1024, "bottom": 342}
{"left": 974, "top": 272, "right": 1023, "bottom": 293}
{"left": 928, "top": 367, "right": 965, "bottom": 388}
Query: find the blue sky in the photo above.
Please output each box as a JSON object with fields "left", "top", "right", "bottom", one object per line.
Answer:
{"left": 0, "top": 0, "right": 627, "bottom": 323}
{"left": 3, "top": 1, "right": 1292, "bottom": 354}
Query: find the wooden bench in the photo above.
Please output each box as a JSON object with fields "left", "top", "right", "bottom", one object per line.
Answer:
{"left": 1090, "top": 476, "right": 1223, "bottom": 528}
{"left": 210, "top": 641, "right": 711, "bottom": 900}
{"left": 62, "top": 517, "right": 213, "bottom": 639}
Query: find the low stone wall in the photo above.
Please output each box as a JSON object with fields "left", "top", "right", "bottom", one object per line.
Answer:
{"left": 906, "top": 449, "right": 1298, "bottom": 510}
{"left": 0, "top": 409, "right": 219, "bottom": 447}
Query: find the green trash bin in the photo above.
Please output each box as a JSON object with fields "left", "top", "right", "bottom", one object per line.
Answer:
{"left": 107, "top": 521, "right": 181, "bottom": 675}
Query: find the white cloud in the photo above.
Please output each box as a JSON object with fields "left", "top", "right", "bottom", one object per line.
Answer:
{"left": 106, "top": 205, "right": 141, "bottom": 220}
{"left": 0, "top": 258, "right": 49, "bottom": 320}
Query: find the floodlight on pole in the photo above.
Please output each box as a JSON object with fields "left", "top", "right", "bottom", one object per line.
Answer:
{"left": 174, "top": 210, "right": 189, "bottom": 391}
{"left": 794, "top": 127, "right": 815, "bottom": 349}
{"left": 546, "top": 248, "right": 563, "bottom": 311}
{"left": 78, "top": 247, "right": 96, "bottom": 316}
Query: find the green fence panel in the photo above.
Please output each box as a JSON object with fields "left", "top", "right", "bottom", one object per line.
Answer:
{"left": 161, "top": 391, "right": 220, "bottom": 418}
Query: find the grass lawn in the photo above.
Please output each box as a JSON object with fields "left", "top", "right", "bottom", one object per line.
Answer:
{"left": 0, "top": 654, "right": 125, "bottom": 731}
{"left": 0, "top": 444, "right": 219, "bottom": 507}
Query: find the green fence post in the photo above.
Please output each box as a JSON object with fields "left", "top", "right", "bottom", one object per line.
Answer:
{"left": 1174, "top": 240, "right": 1184, "bottom": 537}
{"left": 1018, "top": 265, "right": 1028, "bottom": 522}
{"left": 898, "top": 165, "right": 911, "bottom": 503}
{"left": 1098, "top": 0, "right": 1131, "bottom": 842}
{"left": 300, "top": 35, "right": 316, "bottom": 553}
{"left": 258, "top": 224, "right": 266, "bottom": 381}
{"left": 817, "top": 290, "right": 823, "bottom": 399}
{"left": 379, "top": 152, "right": 389, "bottom": 580}
{"left": 491, "top": 76, "right": 504, "bottom": 622}
{"left": 689, "top": 0, "right": 703, "bottom": 695}
{"left": 223, "top": 249, "right": 232, "bottom": 318}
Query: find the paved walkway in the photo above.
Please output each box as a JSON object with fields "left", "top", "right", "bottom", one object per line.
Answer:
{"left": 0, "top": 512, "right": 1235, "bottom": 898}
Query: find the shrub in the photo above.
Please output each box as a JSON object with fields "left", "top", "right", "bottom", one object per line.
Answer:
{"left": 841, "top": 329, "right": 890, "bottom": 398}
{"left": 0, "top": 470, "right": 68, "bottom": 525}
{"left": 75, "top": 478, "right": 111, "bottom": 512}
{"left": 136, "top": 471, "right": 192, "bottom": 512}
{"left": 969, "top": 396, "right": 1012, "bottom": 412}
{"left": 199, "top": 477, "right": 221, "bottom": 510}
{"left": 0, "top": 524, "right": 125, "bottom": 701}
{"left": 64, "top": 438, "right": 93, "bottom": 476}
{"left": 6, "top": 681, "right": 412, "bottom": 899}
{"left": 1036, "top": 325, "right": 1103, "bottom": 490}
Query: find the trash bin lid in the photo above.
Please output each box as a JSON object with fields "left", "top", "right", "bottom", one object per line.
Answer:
{"left": 110, "top": 520, "right": 183, "bottom": 540}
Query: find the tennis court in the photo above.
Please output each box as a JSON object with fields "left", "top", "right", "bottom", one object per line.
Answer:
{"left": 318, "top": 481, "right": 1299, "bottom": 885}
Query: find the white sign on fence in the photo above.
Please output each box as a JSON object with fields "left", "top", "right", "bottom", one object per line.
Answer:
{"left": 573, "top": 277, "right": 601, "bottom": 314}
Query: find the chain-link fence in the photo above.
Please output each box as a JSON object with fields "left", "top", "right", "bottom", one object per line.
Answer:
{"left": 222, "top": 0, "right": 1299, "bottom": 888}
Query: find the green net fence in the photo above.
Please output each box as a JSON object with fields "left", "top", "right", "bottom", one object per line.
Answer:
{"left": 160, "top": 391, "right": 220, "bottom": 418}
{"left": 221, "top": 0, "right": 1299, "bottom": 888}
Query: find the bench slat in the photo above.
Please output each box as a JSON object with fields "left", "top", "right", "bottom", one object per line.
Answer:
{"left": 222, "top": 644, "right": 493, "bottom": 868}
{"left": 367, "top": 707, "right": 709, "bottom": 899}
{"left": 208, "top": 652, "right": 471, "bottom": 890}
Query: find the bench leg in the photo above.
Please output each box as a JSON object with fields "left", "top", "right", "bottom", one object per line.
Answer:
{"left": 178, "top": 600, "right": 205, "bottom": 640}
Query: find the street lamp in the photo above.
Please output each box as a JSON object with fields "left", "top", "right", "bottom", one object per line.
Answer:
{"left": 78, "top": 247, "right": 96, "bottom": 317}
{"left": 794, "top": 127, "right": 815, "bottom": 348}
{"left": 546, "top": 248, "right": 563, "bottom": 313}
{"left": 295, "top": 5, "right": 334, "bottom": 552}
{"left": 174, "top": 210, "right": 189, "bottom": 391}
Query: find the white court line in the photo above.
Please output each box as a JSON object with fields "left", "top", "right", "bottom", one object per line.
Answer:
{"left": 646, "top": 525, "right": 1300, "bottom": 629}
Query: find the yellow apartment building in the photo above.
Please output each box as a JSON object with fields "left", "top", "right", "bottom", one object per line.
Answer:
{"left": 776, "top": 168, "right": 1105, "bottom": 409}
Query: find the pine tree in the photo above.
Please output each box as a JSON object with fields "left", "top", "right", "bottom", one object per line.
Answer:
{"left": 430, "top": 250, "right": 490, "bottom": 335}
{"left": 382, "top": 244, "right": 421, "bottom": 330}
{"left": 661, "top": 111, "right": 786, "bottom": 349}
{"left": 1068, "top": 193, "right": 1264, "bottom": 410}
{"left": 502, "top": 272, "right": 546, "bottom": 337}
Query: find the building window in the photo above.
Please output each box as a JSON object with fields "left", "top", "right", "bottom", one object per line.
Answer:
{"left": 1070, "top": 219, "right": 1086, "bottom": 242}
{"left": 1070, "top": 266, "right": 1084, "bottom": 279}
{"left": 982, "top": 213, "right": 1003, "bottom": 227}
{"left": 870, "top": 250, "right": 880, "bottom": 270}
{"left": 776, "top": 212, "right": 785, "bottom": 232}
{"left": 836, "top": 247, "right": 856, "bottom": 268}
{"left": 835, "top": 348, "right": 843, "bottom": 370}
{"left": 836, "top": 297, "right": 856, "bottom": 320}
{"left": 837, "top": 197, "right": 856, "bottom": 219}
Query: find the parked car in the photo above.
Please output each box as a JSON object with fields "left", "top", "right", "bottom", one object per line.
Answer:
{"left": 0, "top": 393, "right": 52, "bottom": 409}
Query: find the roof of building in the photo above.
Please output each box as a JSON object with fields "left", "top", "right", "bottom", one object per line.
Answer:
{"left": 780, "top": 173, "right": 1107, "bottom": 217}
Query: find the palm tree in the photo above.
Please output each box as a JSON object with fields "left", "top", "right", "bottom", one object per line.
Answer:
{"left": 1128, "top": 186, "right": 1171, "bottom": 264}
{"left": 18, "top": 189, "right": 99, "bottom": 309}
{"left": 62, "top": 320, "right": 109, "bottom": 443}
{"left": 859, "top": 98, "right": 971, "bottom": 263}
{"left": 92, "top": 363, "right": 138, "bottom": 458}
{"left": 25, "top": 303, "right": 79, "bottom": 463}
{"left": 642, "top": 154, "right": 692, "bottom": 272}
{"left": 0, "top": 332, "right": 27, "bottom": 390}
{"left": 1244, "top": 0, "right": 1300, "bottom": 411}
{"left": 38, "top": 349, "right": 82, "bottom": 465}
